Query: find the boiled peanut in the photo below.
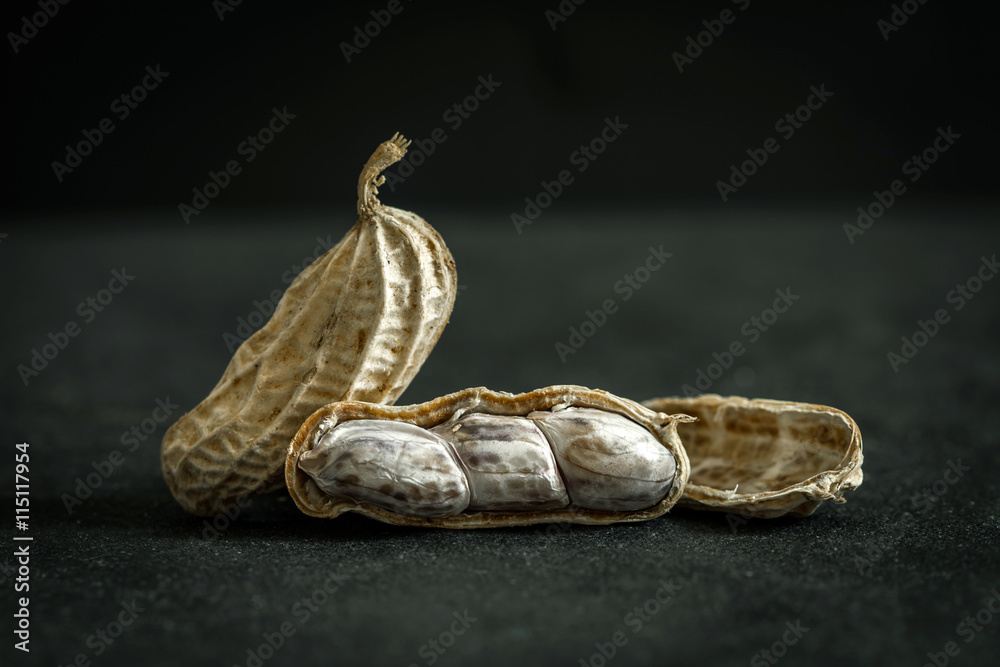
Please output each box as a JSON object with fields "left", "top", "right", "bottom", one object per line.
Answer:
{"left": 285, "top": 385, "right": 693, "bottom": 528}
{"left": 529, "top": 408, "right": 677, "bottom": 512}
{"left": 430, "top": 414, "right": 568, "bottom": 512}
{"left": 161, "top": 134, "right": 457, "bottom": 516}
{"left": 298, "top": 421, "right": 469, "bottom": 518}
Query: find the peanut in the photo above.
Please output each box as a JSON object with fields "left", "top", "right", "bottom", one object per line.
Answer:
{"left": 285, "top": 385, "right": 694, "bottom": 528}
{"left": 161, "top": 134, "right": 458, "bottom": 516}
{"left": 430, "top": 414, "right": 567, "bottom": 512}
{"left": 299, "top": 421, "right": 470, "bottom": 518}
{"left": 529, "top": 408, "right": 677, "bottom": 512}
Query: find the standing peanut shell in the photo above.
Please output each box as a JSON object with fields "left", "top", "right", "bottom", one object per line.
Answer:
{"left": 642, "top": 394, "right": 863, "bottom": 518}
{"left": 285, "top": 385, "right": 694, "bottom": 528}
{"left": 161, "top": 134, "right": 457, "bottom": 516}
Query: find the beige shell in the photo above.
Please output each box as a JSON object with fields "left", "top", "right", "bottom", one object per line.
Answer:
{"left": 285, "top": 385, "right": 694, "bottom": 528}
{"left": 642, "top": 394, "right": 863, "bottom": 518}
{"left": 161, "top": 135, "right": 457, "bottom": 516}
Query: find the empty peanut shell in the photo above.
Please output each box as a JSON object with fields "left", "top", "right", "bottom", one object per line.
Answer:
{"left": 642, "top": 394, "right": 863, "bottom": 518}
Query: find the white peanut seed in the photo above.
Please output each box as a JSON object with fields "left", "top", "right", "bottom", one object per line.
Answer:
{"left": 529, "top": 407, "right": 677, "bottom": 512}
{"left": 299, "top": 420, "right": 470, "bottom": 517}
{"left": 430, "top": 414, "right": 568, "bottom": 511}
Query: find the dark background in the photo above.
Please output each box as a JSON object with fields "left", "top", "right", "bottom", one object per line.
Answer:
{"left": 2, "top": 2, "right": 998, "bottom": 667}
{"left": 1, "top": 0, "right": 995, "bottom": 217}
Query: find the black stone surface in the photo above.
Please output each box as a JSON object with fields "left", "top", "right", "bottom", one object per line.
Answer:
{"left": 1, "top": 205, "right": 999, "bottom": 667}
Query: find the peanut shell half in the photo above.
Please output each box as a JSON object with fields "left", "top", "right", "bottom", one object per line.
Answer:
{"left": 642, "top": 394, "right": 863, "bottom": 518}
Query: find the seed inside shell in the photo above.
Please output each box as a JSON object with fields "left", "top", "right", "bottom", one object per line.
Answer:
{"left": 529, "top": 408, "right": 677, "bottom": 512}
{"left": 285, "top": 385, "right": 693, "bottom": 528}
{"left": 300, "top": 420, "right": 470, "bottom": 518}
{"left": 430, "top": 414, "right": 568, "bottom": 512}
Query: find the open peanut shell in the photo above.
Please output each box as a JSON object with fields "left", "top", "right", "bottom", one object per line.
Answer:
{"left": 286, "top": 385, "right": 693, "bottom": 528}
{"left": 641, "top": 394, "right": 863, "bottom": 518}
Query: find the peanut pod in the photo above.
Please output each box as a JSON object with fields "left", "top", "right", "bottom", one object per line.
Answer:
{"left": 161, "top": 134, "right": 457, "bottom": 516}
{"left": 285, "top": 385, "right": 694, "bottom": 528}
{"left": 642, "top": 394, "right": 863, "bottom": 518}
